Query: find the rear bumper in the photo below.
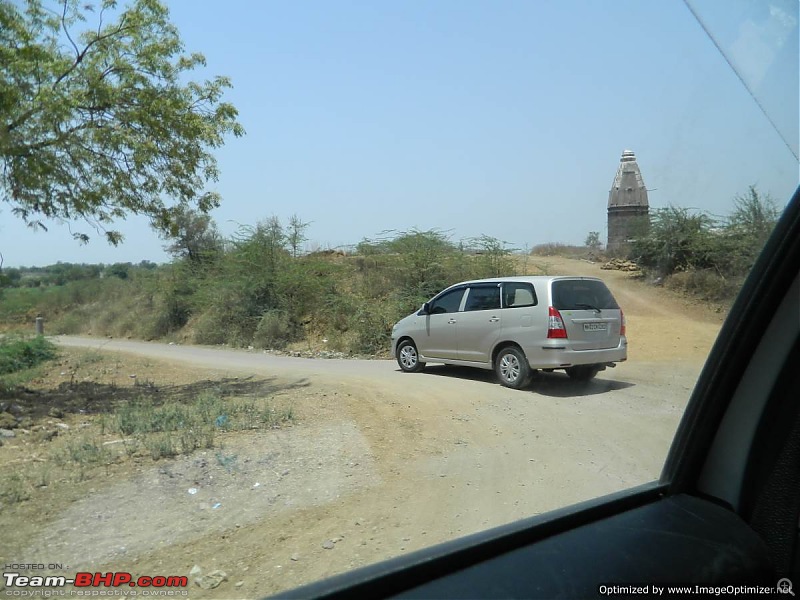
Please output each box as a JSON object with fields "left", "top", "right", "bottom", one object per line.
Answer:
{"left": 525, "top": 337, "right": 628, "bottom": 369}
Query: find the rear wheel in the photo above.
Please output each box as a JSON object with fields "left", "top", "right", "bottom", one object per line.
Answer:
{"left": 566, "top": 365, "right": 600, "bottom": 381}
{"left": 397, "top": 339, "right": 425, "bottom": 373}
{"left": 495, "top": 346, "right": 531, "bottom": 389}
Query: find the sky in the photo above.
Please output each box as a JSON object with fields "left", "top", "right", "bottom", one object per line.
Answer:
{"left": 1, "top": 0, "right": 798, "bottom": 267}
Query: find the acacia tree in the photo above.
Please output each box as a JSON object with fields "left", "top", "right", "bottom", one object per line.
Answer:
{"left": 160, "top": 206, "right": 222, "bottom": 265}
{"left": 728, "top": 187, "right": 779, "bottom": 250}
{"left": 287, "top": 214, "right": 310, "bottom": 258}
{"left": 628, "top": 206, "right": 716, "bottom": 276}
{"left": 584, "top": 231, "right": 602, "bottom": 251}
{"left": 467, "top": 234, "right": 516, "bottom": 278}
{"left": 0, "top": 0, "right": 244, "bottom": 244}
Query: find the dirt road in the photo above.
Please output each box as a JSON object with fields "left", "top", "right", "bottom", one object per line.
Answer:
{"left": 20, "top": 258, "right": 723, "bottom": 597}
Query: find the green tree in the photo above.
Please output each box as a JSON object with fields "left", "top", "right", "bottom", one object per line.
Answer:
{"left": 584, "top": 231, "right": 602, "bottom": 251}
{"left": 160, "top": 206, "right": 222, "bottom": 265}
{"left": 287, "top": 214, "right": 310, "bottom": 258}
{"left": 729, "top": 186, "right": 780, "bottom": 241}
{"left": 387, "top": 229, "right": 457, "bottom": 308}
{"left": 629, "top": 206, "right": 716, "bottom": 276}
{"left": 106, "top": 262, "right": 131, "bottom": 280}
{"left": 467, "top": 235, "right": 516, "bottom": 278}
{"left": 0, "top": 0, "right": 244, "bottom": 244}
{"left": 725, "top": 186, "right": 780, "bottom": 270}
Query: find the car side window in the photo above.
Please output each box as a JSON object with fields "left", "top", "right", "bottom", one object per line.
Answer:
{"left": 429, "top": 288, "right": 465, "bottom": 314}
{"left": 464, "top": 285, "right": 501, "bottom": 311}
{"left": 502, "top": 282, "right": 537, "bottom": 308}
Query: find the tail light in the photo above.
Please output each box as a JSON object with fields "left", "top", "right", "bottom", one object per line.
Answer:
{"left": 620, "top": 309, "right": 626, "bottom": 337}
{"left": 547, "top": 306, "right": 568, "bottom": 339}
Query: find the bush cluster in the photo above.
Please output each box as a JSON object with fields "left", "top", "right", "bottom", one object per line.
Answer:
{"left": 0, "top": 335, "right": 57, "bottom": 376}
{"left": 628, "top": 186, "right": 779, "bottom": 303}
{"left": 1, "top": 219, "right": 519, "bottom": 355}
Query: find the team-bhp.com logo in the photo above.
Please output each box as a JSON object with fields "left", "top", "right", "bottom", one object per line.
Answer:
{"left": 4, "top": 572, "right": 188, "bottom": 592}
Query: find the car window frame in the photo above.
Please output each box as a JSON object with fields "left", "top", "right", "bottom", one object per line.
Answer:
{"left": 501, "top": 281, "right": 538, "bottom": 309}
{"left": 428, "top": 286, "right": 467, "bottom": 315}
{"left": 551, "top": 278, "right": 620, "bottom": 311}
{"left": 463, "top": 283, "right": 502, "bottom": 312}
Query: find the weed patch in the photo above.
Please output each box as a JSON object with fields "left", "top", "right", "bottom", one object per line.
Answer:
{"left": 107, "top": 390, "right": 293, "bottom": 461}
{"left": 0, "top": 473, "right": 31, "bottom": 504}
{"left": 0, "top": 335, "right": 57, "bottom": 375}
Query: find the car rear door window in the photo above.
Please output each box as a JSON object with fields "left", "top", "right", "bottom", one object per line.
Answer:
{"left": 465, "top": 285, "right": 501, "bottom": 311}
{"left": 551, "top": 280, "right": 619, "bottom": 310}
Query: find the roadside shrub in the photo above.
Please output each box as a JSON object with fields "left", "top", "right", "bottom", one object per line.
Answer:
{"left": 252, "top": 310, "right": 291, "bottom": 349}
{"left": 321, "top": 293, "right": 357, "bottom": 334}
{"left": 350, "top": 303, "right": 395, "bottom": 355}
{"left": 51, "top": 311, "right": 87, "bottom": 335}
{"left": 0, "top": 336, "right": 57, "bottom": 375}
{"left": 147, "top": 289, "right": 193, "bottom": 338}
{"left": 191, "top": 311, "right": 229, "bottom": 345}
{"left": 664, "top": 270, "right": 743, "bottom": 304}
{"left": 192, "top": 303, "right": 256, "bottom": 347}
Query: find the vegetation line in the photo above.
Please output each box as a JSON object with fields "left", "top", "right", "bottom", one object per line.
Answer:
{"left": 0, "top": 187, "right": 778, "bottom": 354}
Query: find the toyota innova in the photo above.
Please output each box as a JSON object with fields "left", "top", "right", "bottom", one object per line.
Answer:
{"left": 390, "top": 276, "right": 627, "bottom": 388}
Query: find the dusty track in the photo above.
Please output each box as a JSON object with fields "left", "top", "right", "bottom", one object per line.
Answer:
{"left": 21, "top": 258, "right": 723, "bottom": 597}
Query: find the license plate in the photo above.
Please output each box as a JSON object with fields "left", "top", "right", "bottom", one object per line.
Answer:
{"left": 583, "top": 323, "right": 607, "bottom": 332}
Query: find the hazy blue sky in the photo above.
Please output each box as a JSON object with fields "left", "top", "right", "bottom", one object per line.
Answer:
{"left": 1, "top": 0, "right": 797, "bottom": 267}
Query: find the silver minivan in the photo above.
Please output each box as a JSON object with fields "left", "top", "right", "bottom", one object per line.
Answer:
{"left": 390, "top": 276, "right": 627, "bottom": 388}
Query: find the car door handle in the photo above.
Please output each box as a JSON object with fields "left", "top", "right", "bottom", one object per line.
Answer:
{"left": 448, "top": 319, "right": 457, "bottom": 324}
{"left": 489, "top": 317, "right": 500, "bottom": 322}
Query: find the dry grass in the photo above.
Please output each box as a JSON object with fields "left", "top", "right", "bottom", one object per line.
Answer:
{"left": 0, "top": 348, "right": 301, "bottom": 505}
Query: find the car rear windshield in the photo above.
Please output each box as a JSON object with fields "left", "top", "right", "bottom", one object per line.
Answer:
{"left": 551, "top": 280, "right": 619, "bottom": 310}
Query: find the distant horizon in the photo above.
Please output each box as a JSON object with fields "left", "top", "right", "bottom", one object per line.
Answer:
{"left": 1, "top": 181, "right": 793, "bottom": 269}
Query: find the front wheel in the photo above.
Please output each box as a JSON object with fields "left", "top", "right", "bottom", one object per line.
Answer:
{"left": 566, "top": 365, "right": 600, "bottom": 381}
{"left": 397, "top": 340, "right": 425, "bottom": 373}
{"left": 495, "top": 346, "right": 531, "bottom": 389}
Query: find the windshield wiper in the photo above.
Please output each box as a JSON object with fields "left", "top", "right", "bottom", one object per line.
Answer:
{"left": 575, "top": 303, "right": 602, "bottom": 313}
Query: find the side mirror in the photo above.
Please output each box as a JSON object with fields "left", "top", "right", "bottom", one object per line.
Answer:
{"left": 419, "top": 302, "right": 430, "bottom": 316}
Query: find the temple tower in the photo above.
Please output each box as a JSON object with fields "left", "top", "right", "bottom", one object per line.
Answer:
{"left": 607, "top": 150, "right": 649, "bottom": 255}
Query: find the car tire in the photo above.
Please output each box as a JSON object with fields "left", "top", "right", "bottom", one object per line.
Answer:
{"left": 397, "top": 340, "right": 425, "bottom": 373}
{"left": 495, "top": 346, "right": 531, "bottom": 389}
{"left": 566, "top": 365, "right": 600, "bottom": 381}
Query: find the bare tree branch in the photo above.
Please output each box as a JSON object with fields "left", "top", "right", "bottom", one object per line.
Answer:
{"left": 61, "top": 0, "right": 80, "bottom": 58}
{"left": 52, "top": 15, "right": 131, "bottom": 89}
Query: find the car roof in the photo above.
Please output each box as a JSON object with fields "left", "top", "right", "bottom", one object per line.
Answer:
{"left": 443, "top": 275, "right": 604, "bottom": 289}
